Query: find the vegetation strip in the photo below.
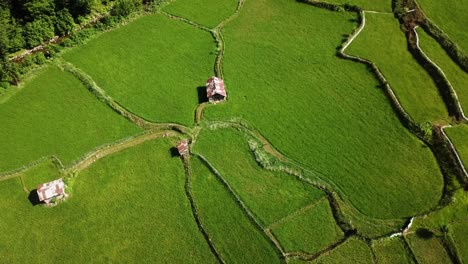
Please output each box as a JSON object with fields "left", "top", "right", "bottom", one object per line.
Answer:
{"left": 440, "top": 126, "right": 468, "bottom": 180}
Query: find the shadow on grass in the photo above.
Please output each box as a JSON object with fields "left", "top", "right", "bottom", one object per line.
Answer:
{"left": 416, "top": 228, "right": 434, "bottom": 240}
{"left": 28, "top": 190, "right": 42, "bottom": 206}
{"left": 197, "top": 86, "right": 207, "bottom": 104}
{"left": 170, "top": 147, "right": 179, "bottom": 157}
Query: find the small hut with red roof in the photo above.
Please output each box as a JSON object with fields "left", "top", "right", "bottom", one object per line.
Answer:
{"left": 177, "top": 139, "right": 189, "bottom": 157}
{"left": 37, "top": 179, "right": 67, "bottom": 205}
{"left": 206, "top": 77, "right": 227, "bottom": 103}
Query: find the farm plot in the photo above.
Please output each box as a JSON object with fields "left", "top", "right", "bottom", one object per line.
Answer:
{"left": 372, "top": 237, "right": 414, "bottom": 264}
{"left": 445, "top": 125, "right": 468, "bottom": 169}
{"left": 347, "top": 12, "right": 448, "bottom": 123}
{"left": 0, "top": 139, "right": 217, "bottom": 263}
{"left": 203, "top": 0, "right": 443, "bottom": 219}
{"left": 193, "top": 128, "right": 325, "bottom": 226}
{"left": 163, "top": 0, "right": 239, "bottom": 28}
{"left": 323, "top": 0, "right": 392, "bottom": 12}
{"left": 270, "top": 198, "right": 344, "bottom": 255}
{"left": 417, "top": 0, "right": 468, "bottom": 53}
{"left": 63, "top": 14, "right": 216, "bottom": 126}
{"left": 308, "top": 237, "right": 374, "bottom": 263}
{"left": 190, "top": 156, "right": 281, "bottom": 263}
{"left": 416, "top": 28, "right": 468, "bottom": 116}
{"left": 0, "top": 66, "right": 140, "bottom": 173}
{"left": 406, "top": 235, "right": 452, "bottom": 264}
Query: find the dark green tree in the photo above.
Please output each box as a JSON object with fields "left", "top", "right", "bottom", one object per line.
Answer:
{"left": 55, "top": 8, "right": 75, "bottom": 35}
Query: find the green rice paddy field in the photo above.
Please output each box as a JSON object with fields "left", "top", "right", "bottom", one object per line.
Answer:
{"left": 0, "top": 0, "right": 466, "bottom": 262}
{"left": 417, "top": 0, "right": 468, "bottom": 53}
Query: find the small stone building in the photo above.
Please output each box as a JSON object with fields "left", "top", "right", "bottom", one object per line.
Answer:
{"left": 177, "top": 140, "right": 189, "bottom": 156}
{"left": 37, "top": 179, "right": 66, "bottom": 205}
{"left": 206, "top": 77, "right": 227, "bottom": 103}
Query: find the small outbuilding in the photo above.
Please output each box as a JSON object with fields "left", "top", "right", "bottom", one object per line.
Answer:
{"left": 206, "top": 76, "right": 227, "bottom": 103}
{"left": 37, "top": 179, "right": 66, "bottom": 205}
{"left": 177, "top": 140, "right": 189, "bottom": 156}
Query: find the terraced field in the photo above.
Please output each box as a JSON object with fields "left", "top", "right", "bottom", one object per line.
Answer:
{"left": 0, "top": 66, "right": 141, "bottom": 173}
{"left": 0, "top": 0, "right": 467, "bottom": 262}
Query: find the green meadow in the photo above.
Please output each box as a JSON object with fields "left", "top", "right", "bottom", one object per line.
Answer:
{"left": 63, "top": 14, "right": 216, "bottom": 126}
{"left": 372, "top": 237, "right": 415, "bottom": 264}
{"left": 163, "top": 0, "right": 239, "bottom": 28}
{"left": 0, "top": 139, "right": 216, "bottom": 263}
{"left": 417, "top": 0, "right": 468, "bottom": 53}
{"left": 0, "top": 66, "right": 140, "bottom": 173}
{"left": 203, "top": 0, "right": 444, "bottom": 219}
{"left": 407, "top": 235, "right": 452, "bottom": 264}
{"left": 445, "top": 125, "right": 468, "bottom": 168}
{"left": 310, "top": 237, "right": 374, "bottom": 264}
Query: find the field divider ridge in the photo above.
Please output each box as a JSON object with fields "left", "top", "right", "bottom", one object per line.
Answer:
{"left": 55, "top": 59, "right": 191, "bottom": 133}
{"left": 180, "top": 156, "right": 225, "bottom": 264}
{"left": 194, "top": 153, "right": 287, "bottom": 261}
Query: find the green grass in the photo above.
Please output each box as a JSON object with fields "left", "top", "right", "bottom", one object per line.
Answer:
{"left": 416, "top": 28, "right": 468, "bottom": 116}
{"left": 407, "top": 235, "right": 451, "bottom": 264}
{"left": 324, "top": 0, "right": 392, "bottom": 12}
{"left": 191, "top": 156, "right": 281, "bottom": 263}
{"left": 164, "top": 0, "right": 239, "bottom": 28}
{"left": 0, "top": 138, "right": 217, "bottom": 263}
{"left": 20, "top": 159, "right": 62, "bottom": 191}
{"left": 0, "top": 66, "right": 141, "bottom": 173}
{"left": 372, "top": 237, "right": 414, "bottom": 264}
{"left": 193, "top": 128, "right": 324, "bottom": 226}
{"left": 445, "top": 125, "right": 468, "bottom": 169}
{"left": 311, "top": 237, "right": 374, "bottom": 263}
{"left": 417, "top": 0, "right": 468, "bottom": 53}
{"left": 63, "top": 14, "right": 216, "bottom": 126}
{"left": 451, "top": 222, "right": 468, "bottom": 263}
{"left": 271, "top": 198, "right": 344, "bottom": 255}
{"left": 347, "top": 12, "right": 448, "bottom": 123}
{"left": 203, "top": 0, "right": 443, "bottom": 219}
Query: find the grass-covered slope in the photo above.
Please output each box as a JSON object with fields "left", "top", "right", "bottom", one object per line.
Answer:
{"left": 417, "top": 0, "right": 468, "bottom": 54}
{"left": 203, "top": 0, "right": 443, "bottom": 219}
{"left": 191, "top": 156, "right": 281, "bottom": 263}
{"left": 193, "top": 128, "right": 324, "bottom": 226}
{"left": 0, "top": 66, "right": 141, "bottom": 173}
{"left": 63, "top": 14, "right": 216, "bottom": 126}
{"left": 310, "top": 237, "right": 374, "bottom": 264}
{"left": 407, "top": 235, "right": 452, "bottom": 264}
{"left": 0, "top": 139, "right": 217, "bottom": 263}
{"left": 416, "top": 28, "right": 468, "bottom": 117}
{"left": 164, "top": 0, "right": 239, "bottom": 28}
{"left": 347, "top": 12, "right": 448, "bottom": 123}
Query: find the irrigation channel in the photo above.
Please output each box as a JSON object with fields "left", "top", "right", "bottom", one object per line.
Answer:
{"left": 1, "top": 0, "right": 467, "bottom": 262}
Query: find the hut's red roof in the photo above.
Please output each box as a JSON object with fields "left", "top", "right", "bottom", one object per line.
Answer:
{"left": 177, "top": 140, "right": 189, "bottom": 156}
{"left": 206, "top": 77, "right": 227, "bottom": 99}
{"left": 37, "top": 179, "right": 65, "bottom": 202}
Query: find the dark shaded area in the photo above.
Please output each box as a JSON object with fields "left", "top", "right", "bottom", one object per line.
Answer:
{"left": 197, "top": 86, "right": 207, "bottom": 104}
{"left": 28, "top": 190, "right": 42, "bottom": 206}
{"left": 416, "top": 228, "right": 434, "bottom": 239}
{"left": 169, "top": 147, "right": 179, "bottom": 157}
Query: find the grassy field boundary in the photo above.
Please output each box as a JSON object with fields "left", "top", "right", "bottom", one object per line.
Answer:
{"left": 180, "top": 157, "right": 225, "bottom": 264}
{"left": 411, "top": 1, "right": 468, "bottom": 73}
{"left": 195, "top": 153, "right": 287, "bottom": 260}
{"left": 408, "top": 27, "right": 467, "bottom": 121}
{"left": 212, "top": 0, "right": 245, "bottom": 78}
{"left": 440, "top": 126, "right": 468, "bottom": 182}
{"left": 160, "top": 11, "right": 211, "bottom": 32}
{"left": 55, "top": 59, "right": 190, "bottom": 133}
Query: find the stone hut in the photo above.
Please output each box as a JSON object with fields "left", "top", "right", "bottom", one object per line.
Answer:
{"left": 37, "top": 179, "right": 66, "bottom": 205}
{"left": 177, "top": 140, "right": 189, "bottom": 156}
{"left": 206, "top": 77, "right": 227, "bottom": 103}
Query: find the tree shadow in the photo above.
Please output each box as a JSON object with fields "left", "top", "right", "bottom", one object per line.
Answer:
{"left": 28, "top": 190, "right": 42, "bottom": 206}
{"left": 416, "top": 228, "right": 434, "bottom": 240}
{"left": 197, "top": 86, "right": 207, "bottom": 104}
{"left": 169, "top": 147, "right": 179, "bottom": 157}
